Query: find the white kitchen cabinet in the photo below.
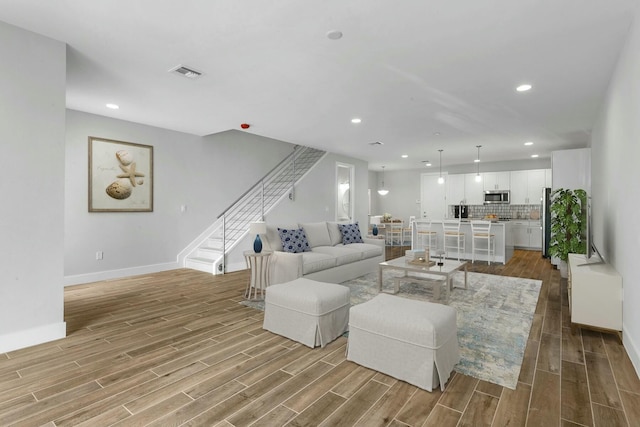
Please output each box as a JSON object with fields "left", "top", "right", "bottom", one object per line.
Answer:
{"left": 511, "top": 220, "right": 542, "bottom": 249}
{"left": 446, "top": 174, "right": 466, "bottom": 206}
{"left": 545, "top": 169, "right": 552, "bottom": 188}
{"left": 464, "top": 173, "right": 484, "bottom": 205}
{"left": 528, "top": 221, "right": 542, "bottom": 249}
{"left": 527, "top": 169, "right": 545, "bottom": 204}
{"left": 510, "top": 169, "right": 548, "bottom": 204}
{"left": 483, "top": 172, "right": 510, "bottom": 191}
{"left": 511, "top": 220, "right": 529, "bottom": 247}
{"left": 568, "top": 253, "right": 622, "bottom": 334}
{"left": 510, "top": 171, "right": 528, "bottom": 204}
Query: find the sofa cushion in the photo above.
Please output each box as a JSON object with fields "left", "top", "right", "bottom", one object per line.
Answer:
{"left": 338, "top": 222, "right": 364, "bottom": 244}
{"left": 278, "top": 228, "right": 311, "bottom": 254}
{"left": 299, "top": 222, "right": 332, "bottom": 248}
{"left": 343, "top": 242, "right": 383, "bottom": 259}
{"left": 312, "top": 245, "right": 363, "bottom": 265}
{"left": 327, "top": 222, "right": 344, "bottom": 246}
{"left": 301, "top": 252, "right": 337, "bottom": 274}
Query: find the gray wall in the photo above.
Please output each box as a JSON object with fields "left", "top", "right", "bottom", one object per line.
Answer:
{"left": 591, "top": 8, "right": 640, "bottom": 374}
{"left": 65, "top": 110, "right": 369, "bottom": 281}
{"left": 0, "top": 22, "right": 67, "bottom": 352}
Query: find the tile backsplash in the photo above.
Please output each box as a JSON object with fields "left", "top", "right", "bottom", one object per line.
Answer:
{"left": 448, "top": 204, "right": 541, "bottom": 220}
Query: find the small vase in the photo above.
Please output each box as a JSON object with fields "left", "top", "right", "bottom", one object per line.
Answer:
{"left": 372, "top": 224, "right": 378, "bottom": 236}
{"left": 253, "top": 234, "right": 263, "bottom": 253}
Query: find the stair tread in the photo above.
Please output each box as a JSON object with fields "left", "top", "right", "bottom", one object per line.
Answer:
{"left": 187, "top": 256, "right": 216, "bottom": 264}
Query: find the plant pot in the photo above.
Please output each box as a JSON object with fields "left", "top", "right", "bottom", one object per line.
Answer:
{"left": 557, "top": 260, "right": 568, "bottom": 278}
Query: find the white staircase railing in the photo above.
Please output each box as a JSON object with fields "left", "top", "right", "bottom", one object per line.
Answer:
{"left": 180, "top": 145, "right": 326, "bottom": 274}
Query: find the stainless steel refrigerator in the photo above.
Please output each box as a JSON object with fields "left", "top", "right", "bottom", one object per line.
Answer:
{"left": 541, "top": 187, "right": 552, "bottom": 257}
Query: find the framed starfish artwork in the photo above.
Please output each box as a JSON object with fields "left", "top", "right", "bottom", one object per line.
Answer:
{"left": 89, "top": 137, "right": 153, "bottom": 212}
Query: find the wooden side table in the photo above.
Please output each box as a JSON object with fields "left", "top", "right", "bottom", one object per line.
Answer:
{"left": 244, "top": 250, "right": 272, "bottom": 300}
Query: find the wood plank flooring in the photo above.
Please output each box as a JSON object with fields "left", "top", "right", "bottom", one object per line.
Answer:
{"left": 1, "top": 250, "right": 638, "bottom": 426}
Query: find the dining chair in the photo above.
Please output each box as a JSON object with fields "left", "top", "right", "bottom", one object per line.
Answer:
{"left": 402, "top": 216, "right": 416, "bottom": 246}
{"left": 386, "top": 221, "right": 404, "bottom": 246}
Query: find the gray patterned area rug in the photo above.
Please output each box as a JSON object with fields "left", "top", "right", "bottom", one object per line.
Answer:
{"left": 241, "top": 270, "right": 541, "bottom": 390}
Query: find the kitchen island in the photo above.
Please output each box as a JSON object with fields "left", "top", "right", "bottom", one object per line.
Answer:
{"left": 412, "top": 220, "right": 514, "bottom": 264}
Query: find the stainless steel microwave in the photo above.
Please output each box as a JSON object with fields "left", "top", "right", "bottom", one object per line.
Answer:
{"left": 484, "top": 190, "right": 510, "bottom": 204}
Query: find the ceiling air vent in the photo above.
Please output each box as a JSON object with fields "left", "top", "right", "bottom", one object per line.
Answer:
{"left": 369, "top": 141, "right": 384, "bottom": 146}
{"left": 169, "top": 65, "right": 203, "bottom": 79}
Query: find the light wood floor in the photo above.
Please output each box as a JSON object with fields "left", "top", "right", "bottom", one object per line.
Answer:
{"left": 1, "top": 250, "right": 639, "bottom": 426}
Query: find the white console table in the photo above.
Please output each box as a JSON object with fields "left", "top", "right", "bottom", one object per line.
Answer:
{"left": 568, "top": 253, "right": 622, "bottom": 338}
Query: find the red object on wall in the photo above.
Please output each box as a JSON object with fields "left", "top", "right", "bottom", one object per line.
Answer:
{"left": 241, "top": 123, "right": 250, "bottom": 129}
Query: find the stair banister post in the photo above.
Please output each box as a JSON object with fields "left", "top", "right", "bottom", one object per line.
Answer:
{"left": 221, "top": 214, "right": 226, "bottom": 273}
{"left": 289, "top": 147, "right": 296, "bottom": 201}
{"left": 261, "top": 179, "right": 265, "bottom": 220}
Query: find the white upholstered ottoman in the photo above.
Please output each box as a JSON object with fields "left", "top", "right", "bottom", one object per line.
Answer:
{"left": 263, "top": 278, "right": 350, "bottom": 348}
{"left": 347, "top": 293, "right": 459, "bottom": 391}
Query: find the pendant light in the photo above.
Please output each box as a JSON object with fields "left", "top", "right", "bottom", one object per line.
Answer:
{"left": 377, "top": 166, "right": 389, "bottom": 195}
{"left": 437, "top": 149, "right": 444, "bottom": 184}
{"left": 475, "top": 145, "right": 482, "bottom": 182}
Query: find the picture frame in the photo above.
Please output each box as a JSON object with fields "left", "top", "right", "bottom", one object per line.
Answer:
{"left": 88, "top": 136, "right": 153, "bottom": 212}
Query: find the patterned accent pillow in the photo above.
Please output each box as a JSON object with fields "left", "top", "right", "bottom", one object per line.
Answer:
{"left": 277, "top": 227, "right": 311, "bottom": 253}
{"left": 338, "top": 222, "right": 364, "bottom": 245}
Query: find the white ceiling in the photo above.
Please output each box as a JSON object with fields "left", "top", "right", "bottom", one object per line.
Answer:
{"left": 1, "top": 0, "right": 637, "bottom": 171}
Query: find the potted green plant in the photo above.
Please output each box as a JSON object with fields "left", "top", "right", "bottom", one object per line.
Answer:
{"left": 549, "top": 188, "right": 587, "bottom": 277}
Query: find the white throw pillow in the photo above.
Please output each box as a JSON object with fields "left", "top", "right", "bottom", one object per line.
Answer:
{"left": 299, "top": 222, "right": 332, "bottom": 248}
{"left": 327, "top": 221, "right": 347, "bottom": 246}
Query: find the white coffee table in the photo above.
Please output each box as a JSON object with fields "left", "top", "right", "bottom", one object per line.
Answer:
{"left": 378, "top": 256, "right": 468, "bottom": 299}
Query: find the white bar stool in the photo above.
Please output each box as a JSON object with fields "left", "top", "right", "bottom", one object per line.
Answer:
{"left": 471, "top": 220, "right": 495, "bottom": 264}
{"left": 413, "top": 219, "right": 438, "bottom": 255}
{"left": 402, "top": 216, "right": 416, "bottom": 246}
{"left": 442, "top": 220, "right": 465, "bottom": 261}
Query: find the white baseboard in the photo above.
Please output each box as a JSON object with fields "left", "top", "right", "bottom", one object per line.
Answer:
{"left": 64, "top": 261, "right": 180, "bottom": 286}
{"left": 0, "top": 321, "right": 67, "bottom": 354}
{"left": 224, "top": 261, "right": 247, "bottom": 273}
{"left": 623, "top": 325, "right": 640, "bottom": 379}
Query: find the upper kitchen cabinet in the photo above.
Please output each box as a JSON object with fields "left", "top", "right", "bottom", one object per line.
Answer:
{"left": 464, "top": 173, "right": 484, "bottom": 205}
{"left": 483, "top": 172, "right": 510, "bottom": 191}
{"left": 446, "top": 174, "right": 466, "bottom": 205}
{"left": 510, "top": 169, "right": 550, "bottom": 204}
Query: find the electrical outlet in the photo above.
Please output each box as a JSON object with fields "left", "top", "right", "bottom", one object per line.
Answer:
{"left": 96, "top": 251, "right": 103, "bottom": 260}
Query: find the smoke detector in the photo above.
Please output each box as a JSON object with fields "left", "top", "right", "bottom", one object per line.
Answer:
{"left": 169, "top": 65, "right": 203, "bottom": 79}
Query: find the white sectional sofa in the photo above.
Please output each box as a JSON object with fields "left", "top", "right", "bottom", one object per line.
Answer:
{"left": 262, "top": 221, "right": 385, "bottom": 285}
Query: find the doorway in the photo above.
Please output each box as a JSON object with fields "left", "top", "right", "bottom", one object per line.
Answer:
{"left": 336, "top": 162, "right": 354, "bottom": 222}
{"left": 420, "top": 172, "right": 447, "bottom": 220}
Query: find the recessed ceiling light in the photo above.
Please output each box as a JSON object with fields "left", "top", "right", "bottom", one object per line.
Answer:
{"left": 351, "top": 118, "right": 361, "bottom": 124}
{"left": 516, "top": 84, "right": 532, "bottom": 92}
{"left": 326, "top": 30, "right": 343, "bottom": 40}
{"left": 474, "top": 159, "right": 480, "bottom": 163}
{"left": 401, "top": 154, "right": 408, "bottom": 158}
{"left": 531, "top": 154, "right": 539, "bottom": 158}
{"left": 423, "top": 160, "right": 432, "bottom": 167}
{"left": 106, "top": 103, "right": 119, "bottom": 110}
{"left": 433, "top": 132, "right": 441, "bottom": 136}
{"left": 524, "top": 141, "right": 534, "bottom": 146}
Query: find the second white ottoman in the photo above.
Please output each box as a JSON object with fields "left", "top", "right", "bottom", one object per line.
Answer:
{"left": 347, "top": 293, "right": 459, "bottom": 391}
{"left": 263, "top": 278, "right": 350, "bottom": 348}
